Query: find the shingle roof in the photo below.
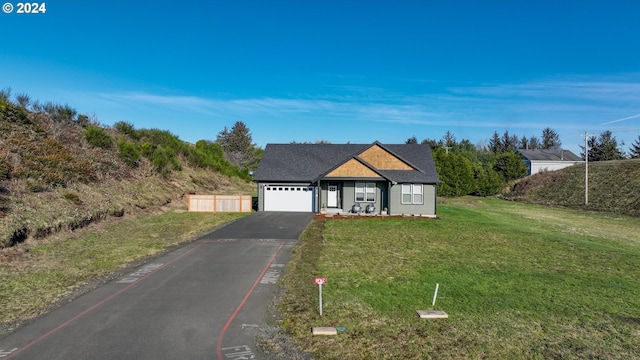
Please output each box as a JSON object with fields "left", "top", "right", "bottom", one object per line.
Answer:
{"left": 517, "top": 149, "right": 583, "bottom": 162}
{"left": 253, "top": 142, "right": 439, "bottom": 183}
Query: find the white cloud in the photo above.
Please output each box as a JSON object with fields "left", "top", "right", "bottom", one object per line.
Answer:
{"left": 77, "top": 73, "right": 639, "bottom": 153}
{"left": 88, "top": 74, "right": 640, "bottom": 126}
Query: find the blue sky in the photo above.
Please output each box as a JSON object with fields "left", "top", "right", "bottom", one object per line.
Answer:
{"left": 2, "top": 1, "right": 640, "bottom": 155}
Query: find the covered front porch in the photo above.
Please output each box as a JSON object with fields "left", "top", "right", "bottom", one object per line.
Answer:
{"left": 318, "top": 180, "right": 388, "bottom": 215}
{"left": 322, "top": 204, "right": 381, "bottom": 215}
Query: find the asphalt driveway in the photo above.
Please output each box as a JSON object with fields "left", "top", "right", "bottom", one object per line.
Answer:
{"left": 0, "top": 212, "right": 314, "bottom": 360}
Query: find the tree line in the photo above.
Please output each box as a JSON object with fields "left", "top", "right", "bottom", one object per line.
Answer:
{"left": 407, "top": 127, "right": 640, "bottom": 197}
{"left": 147, "top": 120, "right": 640, "bottom": 198}
{"left": 6, "top": 86, "right": 639, "bottom": 193}
{"left": 583, "top": 130, "right": 640, "bottom": 161}
{"left": 233, "top": 119, "right": 639, "bottom": 197}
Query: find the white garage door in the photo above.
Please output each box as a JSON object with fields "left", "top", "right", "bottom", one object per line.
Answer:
{"left": 264, "top": 185, "right": 314, "bottom": 212}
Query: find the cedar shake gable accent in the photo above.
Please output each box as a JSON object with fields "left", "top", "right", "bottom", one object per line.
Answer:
{"left": 325, "top": 158, "right": 382, "bottom": 178}
{"left": 358, "top": 143, "right": 413, "bottom": 170}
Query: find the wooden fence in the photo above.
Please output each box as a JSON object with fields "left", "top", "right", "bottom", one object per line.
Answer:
{"left": 187, "top": 194, "right": 253, "bottom": 213}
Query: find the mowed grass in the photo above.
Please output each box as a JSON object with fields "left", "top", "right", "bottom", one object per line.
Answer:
{"left": 276, "top": 197, "right": 640, "bottom": 359}
{"left": 0, "top": 210, "right": 246, "bottom": 325}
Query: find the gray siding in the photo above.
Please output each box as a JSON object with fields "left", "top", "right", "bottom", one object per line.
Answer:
{"left": 260, "top": 180, "right": 436, "bottom": 216}
{"left": 340, "top": 181, "right": 386, "bottom": 214}
{"left": 389, "top": 183, "right": 436, "bottom": 216}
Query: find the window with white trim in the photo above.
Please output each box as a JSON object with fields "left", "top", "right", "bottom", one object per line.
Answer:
{"left": 401, "top": 184, "right": 423, "bottom": 204}
{"left": 355, "top": 182, "right": 376, "bottom": 202}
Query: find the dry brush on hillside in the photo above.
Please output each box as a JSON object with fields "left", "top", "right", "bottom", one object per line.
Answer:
{"left": 0, "top": 94, "right": 253, "bottom": 249}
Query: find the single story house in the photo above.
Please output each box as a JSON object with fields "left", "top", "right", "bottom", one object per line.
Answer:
{"left": 252, "top": 141, "right": 440, "bottom": 216}
{"left": 517, "top": 149, "right": 584, "bottom": 175}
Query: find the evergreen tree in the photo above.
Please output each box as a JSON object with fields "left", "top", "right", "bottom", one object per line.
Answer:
{"left": 541, "top": 127, "right": 562, "bottom": 149}
{"left": 405, "top": 136, "right": 418, "bottom": 144}
{"left": 216, "top": 126, "right": 230, "bottom": 146}
{"left": 501, "top": 130, "right": 518, "bottom": 151}
{"left": 510, "top": 134, "right": 520, "bottom": 149}
{"left": 629, "top": 135, "right": 640, "bottom": 159}
{"left": 433, "top": 148, "right": 475, "bottom": 196}
{"left": 494, "top": 152, "right": 528, "bottom": 181}
{"left": 582, "top": 135, "right": 596, "bottom": 160}
{"left": 442, "top": 130, "right": 457, "bottom": 148}
{"left": 420, "top": 138, "right": 438, "bottom": 149}
{"left": 489, "top": 131, "right": 502, "bottom": 153}
{"left": 472, "top": 163, "right": 504, "bottom": 196}
{"left": 585, "top": 130, "right": 625, "bottom": 161}
{"left": 520, "top": 135, "right": 529, "bottom": 150}
{"left": 528, "top": 136, "right": 540, "bottom": 150}
{"left": 459, "top": 139, "right": 475, "bottom": 152}
{"left": 216, "top": 121, "right": 259, "bottom": 170}
{"left": 458, "top": 139, "right": 477, "bottom": 161}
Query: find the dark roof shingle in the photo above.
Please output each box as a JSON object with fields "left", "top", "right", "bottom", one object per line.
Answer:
{"left": 253, "top": 143, "right": 439, "bottom": 183}
{"left": 517, "top": 149, "right": 583, "bottom": 162}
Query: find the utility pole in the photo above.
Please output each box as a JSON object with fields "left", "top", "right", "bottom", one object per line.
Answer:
{"left": 581, "top": 132, "right": 593, "bottom": 206}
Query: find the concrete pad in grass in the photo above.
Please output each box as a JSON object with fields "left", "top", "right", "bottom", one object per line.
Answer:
{"left": 312, "top": 327, "right": 338, "bottom": 335}
{"left": 417, "top": 310, "right": 449, "bottom": 319}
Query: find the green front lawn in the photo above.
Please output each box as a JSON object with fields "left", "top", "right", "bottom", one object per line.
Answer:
{"left": 275, "top": 197, "right": 640, "bottom": 359}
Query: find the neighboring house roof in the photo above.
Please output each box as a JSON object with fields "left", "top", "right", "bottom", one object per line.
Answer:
{"left": 517, "top": 149, "right": 583, "bottom": 162}
{"left": 253, "top": 142, "right": 440, "bottom": 184}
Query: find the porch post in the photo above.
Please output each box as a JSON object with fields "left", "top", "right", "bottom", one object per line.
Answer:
{"left": 387, "top": 181, "right": 392, "bottom": 215}
{"left": 317, "top": 180, "right": 321, "bottom": 213}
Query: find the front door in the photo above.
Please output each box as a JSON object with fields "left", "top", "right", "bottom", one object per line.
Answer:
{"left": 327, "top": 184, "right": 338, "bottom": 208}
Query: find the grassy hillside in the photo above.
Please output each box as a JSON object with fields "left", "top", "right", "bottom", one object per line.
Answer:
{"left": 503, "top": 159, "right": 640, "bottom": 217}
{"left": 0, "top": 95, "right": 254, "bottom": 249}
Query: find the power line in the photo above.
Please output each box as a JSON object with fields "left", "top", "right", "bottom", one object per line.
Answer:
{"left": 601, "top": 113, "right": 640, "bottom": 125}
